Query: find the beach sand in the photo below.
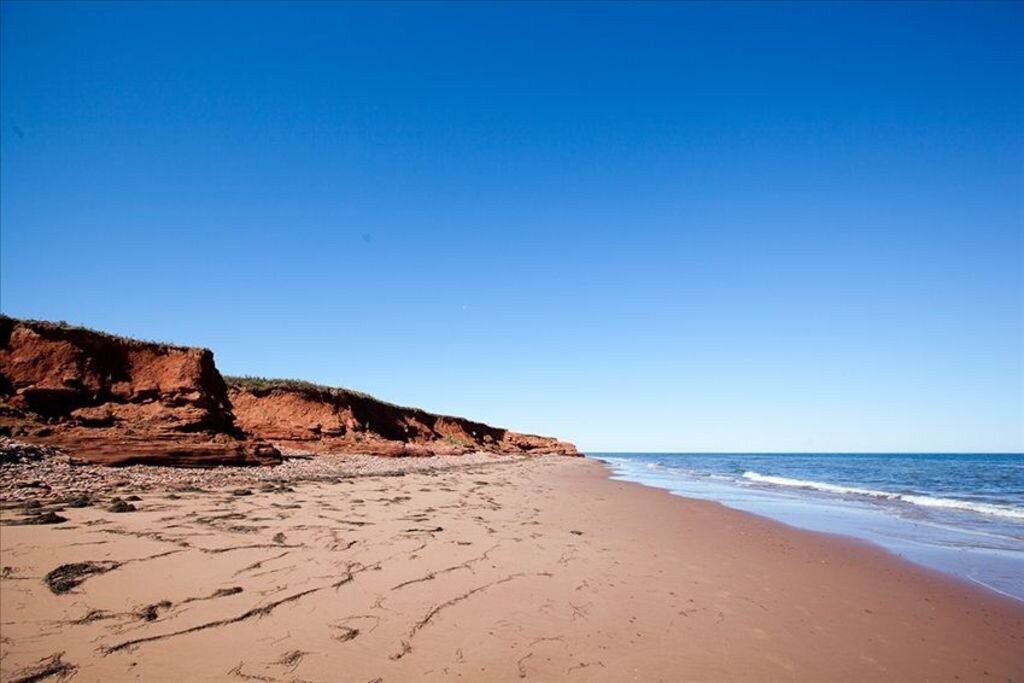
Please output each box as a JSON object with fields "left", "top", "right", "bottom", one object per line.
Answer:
{"left": 1, "top": 455, "right": 1021, "bottom": 682}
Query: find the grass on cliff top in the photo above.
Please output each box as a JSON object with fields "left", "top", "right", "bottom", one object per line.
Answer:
{"left": 0, "top": 314, "right": 195, "bottom": 351}
{"left": 224, "top": 375, "right": 378, "bottom": 401}
{"left": 224, "top": 376, "right": 482, "bottom": 422}
{"left": 225, "top": 377, "right": 522, "bottom": 434}
{"left": 0, "top": 314, "right": 514, "bottom": 431}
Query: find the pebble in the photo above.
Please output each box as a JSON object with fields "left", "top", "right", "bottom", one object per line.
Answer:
{"left": 0, "top": 437, "right": 526, "bottom": 502}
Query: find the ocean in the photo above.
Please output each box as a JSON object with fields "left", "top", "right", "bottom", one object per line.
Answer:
{"left": 593, "top": 452, "right": 1024, "bottom": 601}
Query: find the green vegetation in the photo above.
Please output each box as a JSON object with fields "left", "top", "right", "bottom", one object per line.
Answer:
{"left": 0, "top": 314, "right": 466, "bottom": 423}
{"left": 0, "top": 314, "right": 192, "bottom": 351}
{"left": 223, "top": 376, "right": 444, "bottom": 416}
{"left": 224, "top": 375, "right": 376, "bottom": 401}
{"left": 225, "top": 375, "right": 329, "bottom": 392}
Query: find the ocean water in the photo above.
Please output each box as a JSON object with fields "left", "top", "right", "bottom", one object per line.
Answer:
{"left": 593, "top": 453, "right": 1024, "bottom": 601}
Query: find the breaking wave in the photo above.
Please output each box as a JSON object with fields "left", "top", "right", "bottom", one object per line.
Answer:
{"left": 741, "top": 471, "right": 1024, "bottom": 521}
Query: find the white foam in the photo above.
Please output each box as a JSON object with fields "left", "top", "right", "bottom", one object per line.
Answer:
{"left": 900, "top": 494, "right": 1024, "bottom": 520}
{"left": 741, "top": 471, "right": 1024, "bottom": 521}
{"left": 967, "top": 576, "right": 1024, "bottom": 603}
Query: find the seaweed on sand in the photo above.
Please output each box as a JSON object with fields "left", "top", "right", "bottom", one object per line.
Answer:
{"left": 44, "top": 561, "right": 121, "bottom": 594}
{"left": 9, "top": 652, "right": 77, "bottom": 683}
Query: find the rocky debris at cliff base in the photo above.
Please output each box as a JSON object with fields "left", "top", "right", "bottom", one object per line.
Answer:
{"left": 0, "top": 438, "right": 531, "bottom": 503}
{"left": 0, "top": 437, "right": 63, "bottom": 464}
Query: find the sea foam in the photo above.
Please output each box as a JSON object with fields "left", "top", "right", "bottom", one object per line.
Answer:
{"left": 741, "top": 471, "right": 1024, "bottom": 521}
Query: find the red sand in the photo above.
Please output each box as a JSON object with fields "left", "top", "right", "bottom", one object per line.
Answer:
{"left": 1, "top": 456, "right": 1021, "bottom": 681}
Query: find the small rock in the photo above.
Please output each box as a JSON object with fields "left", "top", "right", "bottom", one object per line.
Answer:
{"left": 70, "top": 405, "right": 115, "bottom": 427}
{"left": 108, "top": 500, "right": 136, "bottom": 513}
{"left": 26, "top": 511, "right": 68, "bottom": 525}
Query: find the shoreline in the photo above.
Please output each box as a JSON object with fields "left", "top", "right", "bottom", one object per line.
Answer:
{"left": 591, "top": 456, "right": 1024, "bottom": 608}
{"left": 595, "top": 454, "right": 1024, "bottom": 605}
{"left": 2, "top": 454, "right": 1022, "bottom": 681}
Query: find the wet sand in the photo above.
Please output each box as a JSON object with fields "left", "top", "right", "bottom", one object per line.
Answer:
{"left": 1, "top": 456, "right": 1022, "bottom": 681}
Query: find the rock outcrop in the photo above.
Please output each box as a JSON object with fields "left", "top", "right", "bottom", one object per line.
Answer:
{"left": 227, "top": 379, "right": 579, "bottom": 457}
{"left": 0, "top": 317, "right": 279, "bottom": 466}
{"left": 0, "top": 317, "right": 578, "bottom": 466}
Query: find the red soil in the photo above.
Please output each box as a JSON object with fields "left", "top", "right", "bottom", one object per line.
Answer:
{"left": 0, "top": 318, "right": 578, "bottom": 466}
{"left": 228, "top": 383, "right": 579, "bottom": 457}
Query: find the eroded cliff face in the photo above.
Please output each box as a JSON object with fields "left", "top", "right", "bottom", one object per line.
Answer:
{"left": 227, "top": 383, "right": 579, "bottom": 457}
{"left": 0, "top": 317, "right": 578, "bottom": 466}
{"left": 0, "top": 318, "right": 279, "bottom": 466}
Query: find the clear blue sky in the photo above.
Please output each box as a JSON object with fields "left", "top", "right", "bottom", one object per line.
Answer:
{"left": 2, "top": 1, "right": 1021, "bottom": 452}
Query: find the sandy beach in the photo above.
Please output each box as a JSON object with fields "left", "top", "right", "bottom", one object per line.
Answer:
{"left": 1, "top": 455, "right": 1022, "bottom": 682}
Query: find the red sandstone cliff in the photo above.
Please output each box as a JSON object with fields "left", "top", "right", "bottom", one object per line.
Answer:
{"left": 0, "top": 317, "right": 578, "bottom": 466}
{"left": 0, "top": 317, "right": 278, "bottom": 466}
{"left": 227, "top": 380, "right": 579, "bottom": 457}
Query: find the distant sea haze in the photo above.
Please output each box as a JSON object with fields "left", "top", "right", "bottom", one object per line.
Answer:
{"left": 594, "top": 452, "right": 1024, "bottom": 602}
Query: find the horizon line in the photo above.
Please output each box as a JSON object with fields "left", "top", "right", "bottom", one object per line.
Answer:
{"left": 582, "top": 450, "right": 1024, "bottom": 456}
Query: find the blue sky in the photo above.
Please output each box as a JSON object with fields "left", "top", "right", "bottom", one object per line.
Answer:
{"left": 1, "top": 1, "right": 1021, "bottom": 452}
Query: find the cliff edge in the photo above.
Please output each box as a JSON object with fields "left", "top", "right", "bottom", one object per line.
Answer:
{"left": 227, "top": 378, "right": 579, "bottom": 457}
{"left": 0, "top": 317, "right": 578, "bottom": 466}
